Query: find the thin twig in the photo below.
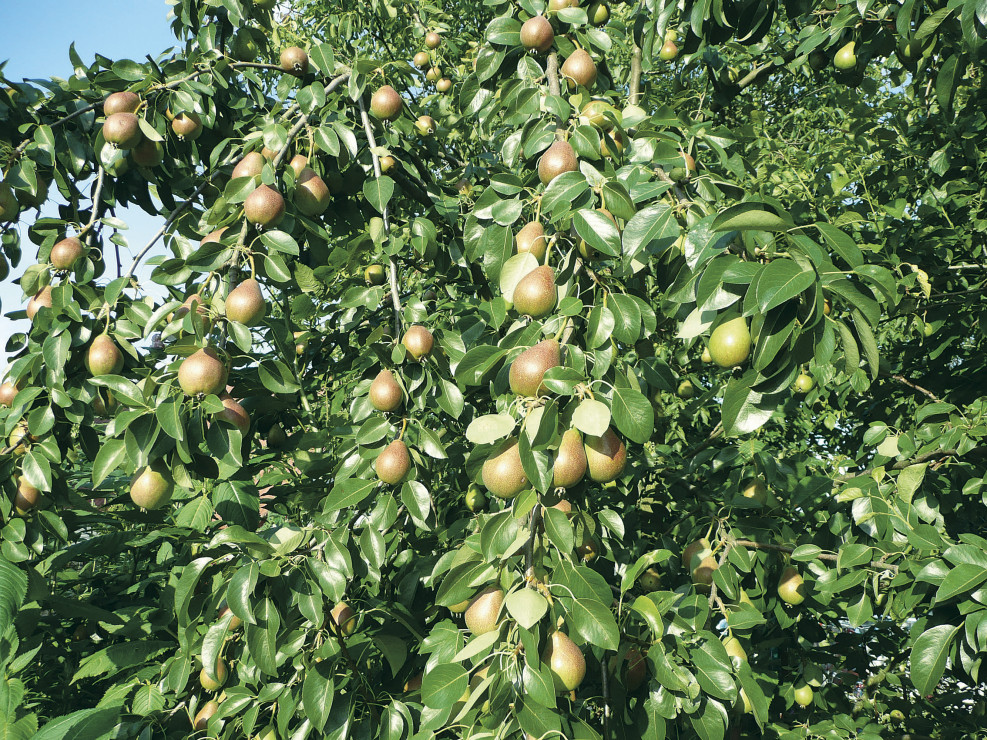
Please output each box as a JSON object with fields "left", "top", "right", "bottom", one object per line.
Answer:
{"left": 729, "top": 538, "right": 899, "bottom": 573}
{"left": 357, "top": 96, "right": 402, "bottom": 339}
{"left": 600, "top": 653, "right": 612, "bottom": 740}
{"left": 272, "top": 72, "right": 350, "bottom": 170}
{"left": 889, "top": 373, "right": 943, "bottom": 403}
{"left": 523, "top": 504, "right": 543, "bottom": 581}
{"left": 79, "top": 167, "right": 106, "bottom": 244}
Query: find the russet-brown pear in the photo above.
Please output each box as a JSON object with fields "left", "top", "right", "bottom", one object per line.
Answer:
{"left": 225, "top": 278, "right": 266, "bottom": 326}
{"left": 513, "top": 265, "right": 556, "bottom": 318}
{"left": 509, "top": 339, "right": 561, "bottom": 397}
{"left": 553, "top": 429, "right": 587, "bottom": 488}
{"left": 583, "top": 427, "right": 627, "bottom": 482}
{"left": 481, "top": 437, "right": 528, "bottom": 499}
{"left": 369, "top": 369, "right": 403, "bottom": 411}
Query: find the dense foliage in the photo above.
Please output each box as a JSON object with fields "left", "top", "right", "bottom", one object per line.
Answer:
{"left": 1, "top": 0, "right": 986, "bottom": 737}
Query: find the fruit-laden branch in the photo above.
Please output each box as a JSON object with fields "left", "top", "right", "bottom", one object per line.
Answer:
{"left": 272, "top": 72, "right": 350, "bottom": 170}
{"left": 357, "top": 96, "right": 402, "bottom": 339}
{"left": 728, "top": 537, "right": 899, "bottom": 573}
{"left": 834, "top": 446, "right": 987, "bottom": 482}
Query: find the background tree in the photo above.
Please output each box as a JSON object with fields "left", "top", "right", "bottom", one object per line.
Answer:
{"left": 0, "top": 0, "right": 986, "bottom": 738}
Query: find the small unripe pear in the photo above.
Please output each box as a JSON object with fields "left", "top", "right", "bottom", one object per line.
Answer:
{"left": 425, "top": 31, "right": 441, "bottom": 49}
{"left": 509, "top": 339, "right": 561, "bottom": 397}
{"left": 794, "top": 373, "right": 815, "bottom": 393}
{"left": 217, "top": 395, "right": 251, "bottom": 434}
{"left": 178, "top": 348, "right": 228, "bottom": 396}
{"left": 199, "top": 657, "right": 227, "bottom": 692}
{"left": 131, "top": 138, "right": 164, "bottom": 167}
{"left": 330, "top": 602, "right": 357, "bottom": 635}
{"left": 225, "top": 278, "right": 266, "bottom": 326}
{"left": 520, "top": 16, "right": 554, "bottom": 53}
{"left": 375, "top": 439, "right": 411, "bottom": 485}
{"left": 103, "top": 112, "right": 142, "bottom": 149}
{"left": 464, "top": 586, "right": 504, "bottom": 635}
{"left": 88, "top": 333, "right": 124, "bottom": 376}
{"left": 14, "top": 476, "right": 40, "bottom": 514}
{"left": 542, "top": 631, "right": 586, "bottom": 692}
{"left": 553, "top": 429, "right": 587, "bottom": 488}
{"left": 370, "top": 85, "right": 403, "bottom": 121}
{"left": 583, "top": 428, "right": 626, "bottom": 482}
{"left": 659, "top": 40, "right": 678, "bottom": 61}
{"left": 369, "top": 369, "right": 403, "bottom": 412}
{"left": 708, "top": 317, "right": 751, "bottom": 368}
{"left": 50, "top": 237, "right": 84, "bottom": 270}
{"left": 516, "top": 221, "right": 547, "bottom": 261}
{"left": 481, "top": 437, "right": 528, "bottom": 499}
{"left": 244, "top": 185, "right": 285, "bottom": 228}
{"left": 130, "top": 463, "right": 174, "bottom": 510}
{"left": 778, "top": 566, "right": 806, "bottom": 605}
{"left": 402, "top": 325, "right": 434, "bottom": 360}
{"left": 834, "top": 41, "right": 857, "bottom": 71}
{"left": 413, "top": 51, "right": 430, "bottom": 69}
{"left": 513, "top": 265, "right": 556, "bottom": 318}
{"left": 193, "top": 700, "right": 219, "bottom": 731}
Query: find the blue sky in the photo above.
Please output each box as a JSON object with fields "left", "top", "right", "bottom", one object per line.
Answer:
{"left": 0, "top": 1, "right": 179, "bottom": 368}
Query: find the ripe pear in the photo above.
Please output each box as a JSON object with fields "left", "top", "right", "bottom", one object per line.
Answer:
{"left": 171, "top": 111, "right": 202, "bottom": 140}
{"left": 425, "top": 67, "right": 442, "bottom": 83}
{"left": 425, "top": 31, "right": 441, "bottom": 49}
{"left": 369, "top": 369, "right": 403, "bottom": 412}
{"left": 131, "top": 138, "right": 164, "bottom": 167}
{"left": 561, "top": 49, "right": 597, "bottom": 88}
{"left": 520, "top": 16, "right": 554, "bottom": 53}
{"left": 413, "top": 51, "right": 430, "bottom": 69}
{"left": 794, "top": 373, "right": 815, "bottom": 393}
{"left": 708, "top": 317, "right": 751, "bottom": 368}
{"left": 509, "top": 339, "right": 561, "bottom": 397}
{"left": 658, "top": 40, "right": 678, "bottom": 61}
{"left": 778, "top": 566, "right": 806, "bottom": 605}
{"left": 513, "top": 265, "right": 556, "bottom": 318}
{"left": 88, "top": 334, "right": 124, "bottom": 376}
{"left": 402, "top": 325, "right": 434, "bottom": 360}
{"left": 104, "top": 91, "right": 141, "bottom": 116}
{"left": 217, "top": 395, "right": 251, "bottom": 434}
{"left": 553, "top": 429, "right": 587, "bottom": 488}
{"left": 225, "top": 278, "right": 266, "bottom": 326}
{"left": 232, "top": 151, "right": 266, "bottom": 180}
{"left": 244, "top": 185, "right": 285, "bottom": 228}
{"left": 279, "top": 46, "right": 309, "bottom": 76}
{"left": 600, "top": 130, "right": 627, "bottom": 158}
{"left": 370, "top": 85, "right": 402, "bottom": 121}
{"left": 0, "top": 381, "right": 17, "bottom": 407}
{"left": 14, "top": 476, "right": 40, "bottom": 514}
{"left": 436, "top": 78, "right": 452, "bottom": 93}
{"left": 376, "top": 439, "right": 411, "bottom": 484}
{"left": 448, "top": 598, "right": 470, "bottom": 614}
{"left": 130, "top": 463, "right": 174, "bottom": 510}
{"left": 834, "top": 41, "right": 856, "bottom": 70}
{"left": 26, "top": 285, "right": 53, "bottom": 321}
{"left": 581, "top": 99, "right": 617, "bottom": 130}
{"left": 481, "top": 437, "right": 528, "bottom": 499}
{"left": 583, "top": 428, "right": 627, "bottom": 482}
{"left": 464, "top": 586, "right": 504, "bottom": 635}
{"left": 722, "top": 635, "right": 747, "bottom": 662}
{"left": 178, "top": 347, "right": 228, "bottom": 396}
{"left": 51, "top": 237, "right": 84, "bottom": 270}
{"left": 543, "top": 631, "right": 586, "bottom": 692}
{"left": 516, "top": 221, "right": 547, "bottom": 261}
{"left": 200, "top": 657, "right": 227, "bottom": 692}
{"left": 330, "top": 602, "right": 357, "bottom": 635}
{"left": 294, "top": 167, "right": 330, "bottom": 217}
{"left": 289, "top": 154, "right": 308, "bottom": 177}
{"left": 538, "top": 141, "right": 578, "bottom": 186}
{"left": 103, "top": 112, "right": 142, "bottom": 149}
{"left": 576, "top": 529, "right": 599, "bottom": 562}
{"left": 193, "top": 700, "right": 219, "bottom": 731}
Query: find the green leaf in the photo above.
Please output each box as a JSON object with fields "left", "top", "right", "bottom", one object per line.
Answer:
{"left": 465, "top": 414, "right": 516, "bottom": 444}
{"left": 506, "top": 589, "right": 549, "bottom": 630}
{"left": 303, "top": 663, "right": 335, "bottom": 732}
{"left": 611, "top": 386, "right": 654, "bottom": 444}
{"left": 910, "top": 624, "right": 958, "bottom": 695}
{"left": 245, "top": 598, "right": 281, "bottom": 676}
{"left": 422, "top": 663, "right": 468, "bottom": 709}
{"left": 572, "top": 209, "right": 620, "bottom": 257}
{"left": 570, "top": 597, "right": 618, "bottom": 650}
{"left": 935, "top": 563, "right": 987, "bottom": 603}
{"left": 713, "top": 203, "right": 793, "bottom": 232}
{"left": 364, "top": 176, "right": 395, "bottom": 213}
{"left": 754, "top": 259, "right": 816, "bottom": 313}
{"left": 572, "top": 398, "right": 611, "bottom": 437}
{"left": 0, "top": 556, "right": 27, "bottom": 633}
{"left": 33, "top": 708, "right": 122, "bottom": 740}
{"left": 326, "top": 478, "right": 377, "bottom": 512}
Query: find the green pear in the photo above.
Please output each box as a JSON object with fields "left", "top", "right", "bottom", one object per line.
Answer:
{"left": 513, "top": 265, "right": 556, "bottom": 318}
{"left": 542, "top": 631, "right": 586, "bottom": 691}
{"left": 481, "top": 437, "right": 528, "bottom": 499}
{"left": 552, "top": 429, "right": 587, "bottom": 488}
{"left": 464, "top": 586, "right": 504, "bottom": 635}
{"left": 583, "top": 428, "right": 626, "bottom": 482}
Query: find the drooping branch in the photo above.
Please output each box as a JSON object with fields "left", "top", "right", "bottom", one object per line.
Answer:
{"left": 357, "top": 96, "right": 402, "bottom": 339}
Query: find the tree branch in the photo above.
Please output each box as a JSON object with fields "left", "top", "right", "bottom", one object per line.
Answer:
{"left": 78, "top": 166, "right": 106, "bottom": 244}
{"left": 729, "top": 538, "right": 899, "bottom": 573}
{"left": 629, "top": 44, "right": 643, "bottom": 106}
{"left": 272, "top": 72, "right": 350, "bottom": 170}
{"left": 357, "top": 96, "right": 402, "bottom": 339}
{"left": 545, "top": 53, "right": 565, "bottom": 137}
{"left": 523, "top": 504, "right": 543, "bottom": 582}
{"left": 888, "top": 373, "right": 943, "bottom": 403}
